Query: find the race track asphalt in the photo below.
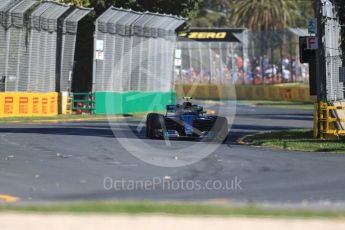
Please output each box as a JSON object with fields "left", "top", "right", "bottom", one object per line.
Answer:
{"left": 1, "top": 102, "right": 345, "bottom": 210}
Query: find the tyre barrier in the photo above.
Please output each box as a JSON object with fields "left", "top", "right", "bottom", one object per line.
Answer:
{"left": 0, "top": 92, "right": 58, "bottom": 117}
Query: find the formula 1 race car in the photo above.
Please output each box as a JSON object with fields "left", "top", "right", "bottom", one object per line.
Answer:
{"left": 146, "top": 98, "right": 228, "bottom": 142}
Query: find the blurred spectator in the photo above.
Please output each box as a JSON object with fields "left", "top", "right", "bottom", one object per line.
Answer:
{"left": 282, "top": 57, "right": 289, "bottom": 70}
{"left": 261, "top": 55, "right": 269, "bottom": 72}
{"left": 175, "top": 53, "right": 309, "bottom": 85}
{"left": 236, "top": 54, "right": 243, "bottom": 71}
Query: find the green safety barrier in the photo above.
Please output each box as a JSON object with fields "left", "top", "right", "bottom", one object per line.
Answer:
{"left": 94, "top": 91, "right": 176, "bottom": 115}
{"left": 72, "top": 92, "right": 95, "bottom": 114}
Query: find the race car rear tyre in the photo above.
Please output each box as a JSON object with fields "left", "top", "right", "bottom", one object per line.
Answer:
{"left": 146, "top": 113, "right": 164, "bottom": 139}
{"left": 213, "top": 116, "right": 228, "bottom": 143}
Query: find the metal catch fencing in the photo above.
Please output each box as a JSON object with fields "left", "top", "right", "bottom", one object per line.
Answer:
{"left": 175, "top": 41, "right": 245, "bottom": 85}
{"left": 93, "top": 7, "right": 185, "bottom": 93}
{"left": 60, "top": 7, "right": 92, "bottom": 92}
{"left": 322, "top": 0, "right": 343, "bottom": 102}
{"left": 0, "top": 0, "right": 91, "bottom": 93}
{"left": 0, "top": 0, "right": 26, "bottom": 91}
{"left": 28, "top": 1, "right": 70, "bottom": 92}
{"left": 175, "top": 28, "right": 310, "bottom": 86}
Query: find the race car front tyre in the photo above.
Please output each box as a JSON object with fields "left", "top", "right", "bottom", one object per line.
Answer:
{"left": 146, "top": 113, "right": 164, "bottom": 139}
{"left": 213, "top": 116, "right": 228, "bottom": 143}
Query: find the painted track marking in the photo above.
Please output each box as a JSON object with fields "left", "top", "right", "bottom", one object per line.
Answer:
{"left": 0, "top": 194, "right": 19, "bottom": 203}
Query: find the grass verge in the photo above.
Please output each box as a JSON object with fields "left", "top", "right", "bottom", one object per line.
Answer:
{"left": 241, "top": 129, "right": 345, "bottom": 153}
{"left": 0, "top": 115, "right": 105, "bottom": 123}
{"left": 1, "top": 202, "right": 345, "bottom": 219}
{"left": 238, "top": 100, "right": 313, "bottom": 110}
{"left": 0, "top": 114, "right": 147, "bottom": 123}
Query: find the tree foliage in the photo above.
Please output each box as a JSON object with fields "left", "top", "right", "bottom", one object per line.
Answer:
{"left": 192, "top": 0, "right": 232, "bottom": 27}
{"left": 229, "top": 0, "right": 298, "bottom": 31}
{"left": 57, "top": 0, "right": 90, "bottom": 7}
{"left": 58, "top": 0, "right": 201, "bottom": 17}
{"left": 192, "top": 0, "right": 315, "bottom": 30}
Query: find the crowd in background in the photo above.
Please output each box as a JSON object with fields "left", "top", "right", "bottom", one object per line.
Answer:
{"left": 175, "top": 54, "right": 309, "bottom": 85}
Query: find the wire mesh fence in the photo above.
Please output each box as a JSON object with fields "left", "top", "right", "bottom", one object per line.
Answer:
{"left": 175, "top": 41, "right": 243, "bottom": 85}
{"left": 175, "top": 28, "right": 311, "bottom": 86}
{"left": 0, "top": 0, "right": 23, "bottom": 91}
{"left": 322, "top": 0, "right": 343, "bottom": 101}
{"left": 28, "top": 2, "right": 70, "bottom": 92}
{"left": 60, "top": 7, "right": 92, "bottom": 92}
{"left": 0, "top": 0, "right": 91, "bottom": 93}
{"left": 93, "top": 7, "right": 185, "bottom": 93}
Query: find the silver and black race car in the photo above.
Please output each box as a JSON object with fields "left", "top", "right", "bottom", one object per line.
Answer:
{"left": 146, "top": 98, "right": 228, "bottom": 142}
